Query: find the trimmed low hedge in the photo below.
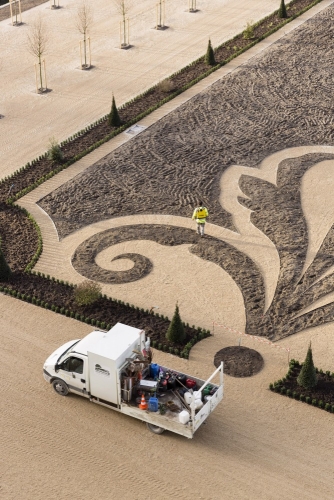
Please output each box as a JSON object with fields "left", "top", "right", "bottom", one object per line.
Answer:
{"left": 270, "top": 359, "right": 334, "bottom": 413}
{"left": 0, "top": 277, "right": 210, "bottom": 358}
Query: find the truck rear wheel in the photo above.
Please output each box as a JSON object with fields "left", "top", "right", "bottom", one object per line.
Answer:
{"left": 52, "top": 378, "right": 69, "bottom": 396}
{"left": 146, "top": 423, "right": 165, "bottom": 434}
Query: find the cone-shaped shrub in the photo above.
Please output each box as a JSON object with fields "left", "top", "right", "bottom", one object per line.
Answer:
{"left": 108, "top": 95, "right": 121, "bottom": 127}
{"left": 0, "top": 247, "right": 11, "bottom": 281}
{"left": 278, "top": 0, "right": 287, "bottom": 19}
{"left": 297, "top": 343, "right": 317, "bottom": 389}
{"left": 204, "top": 39, "right": 216, "bottom": 66}
{"left": 166, "top": 303, "right": 185, "bottom": 344}
{"left": 47, "top": 137, "right": 63, "bottom": 164}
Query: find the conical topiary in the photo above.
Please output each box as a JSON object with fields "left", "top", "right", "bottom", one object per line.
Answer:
{"left": 278, "top": 0, "right": 287, "bottom": 19}
{"left": 166, "top": 303, "right": 185, "bottom": 344}
{"left": 297, "top": 342, "right": 317, "bottom": 389}
{"left": 205, "top": 39, "right": 216, "bottom": 66}
{"left": 108, "top": 95, "right": 121, "bottom": 127}
{"left": 0, "top": 246, "right": 11, "bottom": 281}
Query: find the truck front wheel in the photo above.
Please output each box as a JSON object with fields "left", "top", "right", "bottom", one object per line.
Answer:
{"left": 52, "top": 378, "right": 69, "bottom": 396}
{"left": 146, "top": 423, "right": 165, "bottom": 434}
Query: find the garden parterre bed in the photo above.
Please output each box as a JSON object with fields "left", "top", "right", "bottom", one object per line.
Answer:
{"left": 0, "top": 0, "right": 325, "bottom": 271}
{"left": 0, "top": 203, "right": 38, "bottom": 272}
{"left": 270, "top": 360, "right": 334, "bottom": 411}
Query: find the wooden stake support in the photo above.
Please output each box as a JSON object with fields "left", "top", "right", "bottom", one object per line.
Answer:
{"left": 34, "top": 59, "right": 47, "bottom": 93}
{"left": 156, "top": 0, "right": 165, "bottom": 29}
{"left": 120, "top": 18, "right": 130, "bottom": 48}
{"left": 79, "top": 37, "right": 91, "bottom": 69}
{"left": 50, "top": 0, "right": 60, "bottom": 8}
{"left": 9, "top": 0, "right": 22, "bottom": 26}
{"left": 188, "top": 0, "right": 197, "bottom": 12}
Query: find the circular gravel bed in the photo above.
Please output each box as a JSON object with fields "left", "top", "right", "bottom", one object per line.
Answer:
{"left": 214, "top": 346, "right": 264, "bottom": 377}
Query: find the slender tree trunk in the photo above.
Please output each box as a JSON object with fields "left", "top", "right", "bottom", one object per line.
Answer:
{"left": 39, "top": 56, "right": 43, "bottom": 90}
{"left": 159, "top": 0, "right": 162, "bottom": 27}
{"left": 123, "top": 15, "right": 126, "bottom": 45}
{"left": 83, "top": 34, "right": 87, "bottom": 66}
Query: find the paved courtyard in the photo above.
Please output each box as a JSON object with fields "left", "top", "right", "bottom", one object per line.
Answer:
{"left": 0, "top": 0, "right": 279, "bottom": 178}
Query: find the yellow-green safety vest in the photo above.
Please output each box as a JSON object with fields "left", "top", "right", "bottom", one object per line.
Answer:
{"left": 196, "top": 208, "right": 207, "bottom": 219}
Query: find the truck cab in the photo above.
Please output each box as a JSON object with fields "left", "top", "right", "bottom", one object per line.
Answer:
{"left": 43, "top": 324, "right": 145, "bottom": 402}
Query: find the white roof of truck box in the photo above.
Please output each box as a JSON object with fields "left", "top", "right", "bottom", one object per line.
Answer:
{"left": 73, "top": 323, "right": 143, "bottom": 359}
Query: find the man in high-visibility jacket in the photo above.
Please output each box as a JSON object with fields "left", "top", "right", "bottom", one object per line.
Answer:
{"left": 192, "top": 201, "right": 209, "bottom": 237}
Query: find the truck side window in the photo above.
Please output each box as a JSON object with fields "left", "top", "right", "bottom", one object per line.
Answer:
{"left": 62, "top": 357, "right": 83, "bottom": 374}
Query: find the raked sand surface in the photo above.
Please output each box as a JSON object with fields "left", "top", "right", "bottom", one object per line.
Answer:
{"left": 1, "top": 293, "right": 334, "bottom": 500}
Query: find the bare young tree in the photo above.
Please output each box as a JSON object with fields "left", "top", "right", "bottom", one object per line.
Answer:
{"left": 27, "top": 15, "right": 48, "bottom": 92}
{"left": 76, "top": 0, "right": 93, "bottom": 68}
{"left": 114, "top": 0, "right": 132, "bottom": 47}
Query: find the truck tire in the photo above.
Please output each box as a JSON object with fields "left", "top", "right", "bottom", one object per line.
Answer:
{"left": 146, "top": 423, "right": 165, "bottom": 434}
{"left": 52, "top": 378, "right": 69, "bottom": 396}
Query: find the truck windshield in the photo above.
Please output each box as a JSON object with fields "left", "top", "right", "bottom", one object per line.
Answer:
{"left": 57, "top": 340, "right": 80, "bottom": 365}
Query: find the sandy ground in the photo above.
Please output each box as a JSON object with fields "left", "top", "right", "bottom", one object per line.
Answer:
{"left": 2, "top": 1, "right": 334, "bottom": 498}
{"left": 1, "top": 293, "right": 334, "bottom": 500}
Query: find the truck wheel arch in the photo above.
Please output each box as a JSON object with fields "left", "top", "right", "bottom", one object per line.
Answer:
{"left": 146, "top": 423, "right": 165, "bottom": 434}
{"left": 52, "top": 378, "right": 69, "bottom": 396}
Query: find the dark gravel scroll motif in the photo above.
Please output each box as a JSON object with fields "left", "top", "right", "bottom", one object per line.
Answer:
{"left": 239, "top": 153, "right": 334, "bottom": 340}
{"left": 40, "top": 6, "right": 334, "bottom": 239}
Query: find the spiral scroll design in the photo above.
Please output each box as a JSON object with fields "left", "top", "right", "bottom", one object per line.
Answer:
{"left": 72, "top": 224, "right": 266, "bottom": 335}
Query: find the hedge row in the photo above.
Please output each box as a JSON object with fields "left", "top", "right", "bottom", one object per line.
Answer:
{"left": 269, "top": 359, "right": 334, "bottom": 413}
{"left": 0, "top": 275, "right": 210, "bottom": 358}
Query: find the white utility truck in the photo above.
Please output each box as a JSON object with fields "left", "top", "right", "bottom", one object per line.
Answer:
{"left": 43, "top": 323, "right": 223, "bottom": 438}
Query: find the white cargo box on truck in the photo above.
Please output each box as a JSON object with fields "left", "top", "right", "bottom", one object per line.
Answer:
{"left": 86, "top": 324, "right": 144, "bottom": 406}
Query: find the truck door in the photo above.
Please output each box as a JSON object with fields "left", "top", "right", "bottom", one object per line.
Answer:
{"left": 57, "top": 356, "right": 89, "bottom": 397}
